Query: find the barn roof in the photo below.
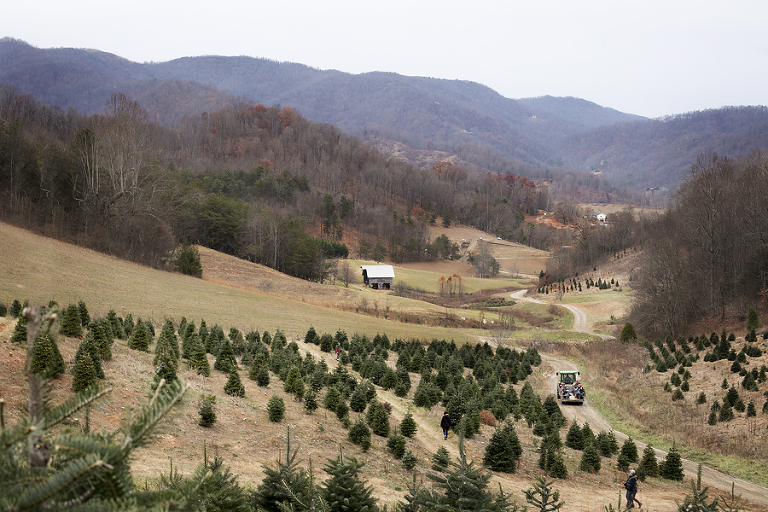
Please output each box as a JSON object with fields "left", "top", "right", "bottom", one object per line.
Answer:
{"left": 361, "top": 265, "right": 395, "bottom": 279}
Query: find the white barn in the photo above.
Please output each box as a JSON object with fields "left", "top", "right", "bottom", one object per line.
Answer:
{"left": 361, "top": 265, "right": 395, "bottom": 289}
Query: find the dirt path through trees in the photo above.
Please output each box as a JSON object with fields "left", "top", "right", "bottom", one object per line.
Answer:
{"left": 509, "top": 289, "right": 768, "bottom": 508}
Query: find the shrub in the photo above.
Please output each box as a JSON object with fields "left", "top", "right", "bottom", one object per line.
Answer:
{"left": 479, "top": 409, "right": 497, "bottom": 427}
{"left": 267, "top": 395, "right": 285, "bottom": 422}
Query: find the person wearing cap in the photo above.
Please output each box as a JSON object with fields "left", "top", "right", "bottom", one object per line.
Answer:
{"left": 623, "top": 469, "right": 641, "bottom": 508}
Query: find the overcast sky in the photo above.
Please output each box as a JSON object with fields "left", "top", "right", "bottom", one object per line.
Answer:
{"left": 4, "top": 0, "right": 767, "bottom": 118}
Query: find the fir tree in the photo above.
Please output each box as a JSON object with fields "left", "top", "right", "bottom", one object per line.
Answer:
{"left": 565, "top": 420, "right": 584, "bottom": 450}
{"left": 106, "top": 309, "right": 126, "bottom": 339}
{"left": 482, "top": 421, "right": 522, "bottom": 473}
{"left": 579, "top": 441, "right": 601, "bottom": 473}
{"left": 47, "top": 334, "right": 67, "bottom": 377}
{"left": 77, "top": 300, "right": 90, "bottom": 327}
{"left": 252, "top": 428, "right": 310, "bottom": 511}
{"left": 596, "top": 430, "right": 619, "bottom": 457}
{"left": 127, "top": 318, "right": 151, "bottom": 351}
{"left": 123, "top": 314, "right": 135, "bottom": 337}
{"left": 59, "top": 303, "right": 84, "bottom": 337}
{"left": 88, "top": 321, "right": 111, "bottom": 360}
{"left": 284, "top": 366, "right": 303, "bottom": 395}
{"left": 29, "top": 331, "right": 54, "bottom": 376}
{"left": 82, "top": 333, "right": 105, "bottom": 379}
{"left": 402, "top": 450, "right": 418, "bottom": 471}
{"left": 619, "top": 436, "right": 638, "bottom": 463}
{"left": 198, "top": 394, "right": 216, "bottom": 427}
{"left": 524, "top": 474, "right": 565, "bottom": 511}
{"left": 400, "top": 411, "right": 418, "bottom": 438}
{"left": 324, "top": 386, "right": 342, "bottom": 411}
{"left": 431, "top": 445, "right": 451, "bottom": 471}
{"left": 349, "top": 383, "right": 370, "bottom": 412}
{"left": 256, "top": 364, "right": 271, "bottom": 387}
{"left": 152, "top": 342, "right": 178, "bottom": 388}
{"left": 406, "top": 435, "right": 514, "bottom": 512}
{"left": 639, "top": 444, "right": 659, "bottom": 477}
{"left": 187, "top": 335, "right": 210, "bottom": 377}
{"left": 224, "top": 369, "right": 245, "bottom": 397}
{"left": 335, "top": 399, "right": 349, "bottom": 421}
{"left": 72, "top": 340, "right": 97, "bottom": 392}
{"left": 267, "top": 395, "right": 285, "bottom": 422}
{"left": 349, "top": 420, "right": 372, "bottom": 452}
{"left": 322, "top": 451, "right": 378, "bottom": 512}
{"left": 659, "top": 442, "right": 684, "bottom": 481}
{"left": 304, "top": 390, "right": 318, "bottom": 414}
{"left": 214, "top": 337, "right": 237, "bottom": 373}
{"left": 9, "top": 299, "right": 22, "bottom": 318}
{"left": 366, "top": 399, "right": 390, "bottom": 437}
{"left": 547, "top": 448, "right": 568, "bottom": 479}
{"left": 10, "top": 314, "right": 28, "bottom": 344}
{"left": 387, "top": 432, "right": 406, "bottom": 459}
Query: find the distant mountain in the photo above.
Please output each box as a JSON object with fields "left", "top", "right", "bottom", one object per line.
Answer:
{"left": 2, "top": 37, "right": 766, "bottom": 194}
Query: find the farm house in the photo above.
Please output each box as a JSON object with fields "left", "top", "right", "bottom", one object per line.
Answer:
{"left": 361, "top": 265, "right": 395, "bottom": 289}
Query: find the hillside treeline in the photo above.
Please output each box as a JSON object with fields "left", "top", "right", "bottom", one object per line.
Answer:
{"left": 631, "top": 151, "right": 768, "bottom": 336}
{"left": 0, "top": 87, "right": 552, "bottom": 277}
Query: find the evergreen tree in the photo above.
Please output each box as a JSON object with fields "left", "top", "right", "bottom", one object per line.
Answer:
{"left": 335, "top": 399, "right": 349, "bottom": 421}
{"left": 198, "top": 394, "right": 216, "bottom": 427}
{"left": 619, "top": 436, "right": 639, "bottom": 463}
{"left": 402, "top": 450, "right": 418, "bottom": 471}
{"left": 77, "top": 300, "right": 90, "bottom": 327}
{"left": 407, "top": 436, "right": 515, "bottom": 512}
{"left": 387, "top": 432, "right": 406, "bottom": 459}
{"left": 59, "top": 303, "right": 84, "bottom": 337}
{"left": 547, "top": 448, "right": 568, "bottom": 479}
{"left": 267, "top": 395, "right": 285, "bottom": 422}
{"left": 256, "top": 364, "right": 271, "bottom": 387}
{"left": 620, "top": 322, "right": 637, "bottom": 343}
{"left": 349, "top": 420, "right": 372, "bottom": 452}
{"left": 224, "top": 369, "right": 245, "bottom": 397}
{"left": 29, "top": 331, "right": 54, "bottom": 376}
{"left": 349, "top": 383, "right": 370, "bottom": 412}
{"left": 187, "top": 335, "right": 210, "bottom": 377}
{"left": 366, "top": 399, "right": 390, "bottom": 437}
{"left": 596, "top": 430, "right": 619, "bottom": 457}
{"left": 482, "top": 421, "right": 522, "bottom": 473}
{"left": 321, "top": 451, "right": 379, "bottom": 512}
{"left": 127, "top": 318, "right": 151, "bottom": 351}
{"left": 123, "top": 314, "right": 135, "bottom": 337}
{"left": 324, "top": 385, "right": 342, "bottom": 411}
{"left": 88, "top": 321, "right": 111, "bottom": 360}
{"left": 71, "top": 340, "right": 97, "bottom": 392}
{"left": 106, "top": 309, "right": 126, "bottom": 339}
{"left": 284, "top": 366, "right": 303, "bottom": 395}
{"left": 304, "top": 390, "right": 318, "bottom": 414}
{"left": 252, "top": 428, "right": 310, "bottom": 512}
{"left": 82, "top": 333, "right": 105, "bottom": 379}
{"left": 214, "top": 338, "right": 237, "bottom": 373}
{"left": 639, "top": 444, "right": 659, "bottom": 478}
{"left": 579, "top": 441, "right": 601, "bottom": 473}
{"left": 47, "top": 334, "right": 67, "bottom": 377}
{"left": 431, "top": 446, "right": 451, "bottom": 471}
{"left": 400, "top": 411, "right": 418, "bottom": 438}
{"left": 524, "top": 474, "right": 565, "bottom": 511}
{"left": 659, "top": 442, "right": 684, "bottom": 481}
{"left": 565, "top": 420, "right": 584, "bottom": 450}
{"left": 9, "top": 299, "right": 22, "bottom": 318}
{"left": 10, "top": 314, "right": 28, "bottom": 344}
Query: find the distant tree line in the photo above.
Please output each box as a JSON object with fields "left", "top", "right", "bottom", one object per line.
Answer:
{"left": 0, "top": 86, "right": 559, "bottom": 278}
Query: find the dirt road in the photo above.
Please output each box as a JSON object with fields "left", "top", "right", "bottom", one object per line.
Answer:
{"left": 509, "top": 288, "right": 768, "bottom": 507}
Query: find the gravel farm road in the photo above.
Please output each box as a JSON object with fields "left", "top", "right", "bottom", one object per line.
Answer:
{"left": 511, "top": 289, "right": 768, "bottom": 508}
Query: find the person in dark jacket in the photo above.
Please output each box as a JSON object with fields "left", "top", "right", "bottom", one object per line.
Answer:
{"left": 623, "top": 469, "right": 641, "bottom": 508}
{"left": 440, "top": 411, "right": 451, "bottom": 440}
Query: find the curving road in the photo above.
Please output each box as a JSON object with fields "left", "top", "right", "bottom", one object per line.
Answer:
{"left": 510, "top": 289, "right": 768, "bottom": 507}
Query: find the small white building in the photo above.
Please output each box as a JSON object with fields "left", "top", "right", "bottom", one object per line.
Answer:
{"left": 596, "top": 213, "right": 606, "bottom": 222}
{"left": 361, "top": 265, "right": 395, "bottom": 289}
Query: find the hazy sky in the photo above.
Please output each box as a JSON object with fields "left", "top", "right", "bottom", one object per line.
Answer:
{"left": 4, "top": 0, "right": 767, "bottom": 118}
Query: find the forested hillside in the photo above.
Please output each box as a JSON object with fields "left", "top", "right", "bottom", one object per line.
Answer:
{"left": 0, "top": 88, "right": 555, "bottom": 276}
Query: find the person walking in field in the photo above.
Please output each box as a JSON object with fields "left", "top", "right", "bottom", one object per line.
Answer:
{"left": 623, "top": 469, "right": 641, "bottom": 508}
{"left": 335, "top": 342, "right": 341, "bottom": 361}
{"left": 440, "top": 411, "right": 451, "bottom": 440}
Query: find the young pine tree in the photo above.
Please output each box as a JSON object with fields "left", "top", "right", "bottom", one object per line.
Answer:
{"left": 659, "top": 442, "right": 684, "bottom": 481}
{"left": 639, "top": 444, "right": 659, "bottom": 478}
{"left": 267, "top": 395, "right": 285, "bottom": 422}
{"left": 482, "top": 421, "right": 522, "bottom": 473}
{"left": 399, "top": 411, "right": 418, "bottom": 438}
{"left": 127, "top": 318, "right": 151, "bottom": 351}
{"left": 579, "top": 441, "right": 601, "bottom": 473}
{"left": 224, "top": 369, "right": 245, "bottom": 397}
{"left": 59, "top": 303, "right": 84, "bottom": 337}
{"left": 321, "top": 451, "right": 378, "bottom": 512}
{"left": 252, "top": 428, "right": 310, "bottom": 511}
